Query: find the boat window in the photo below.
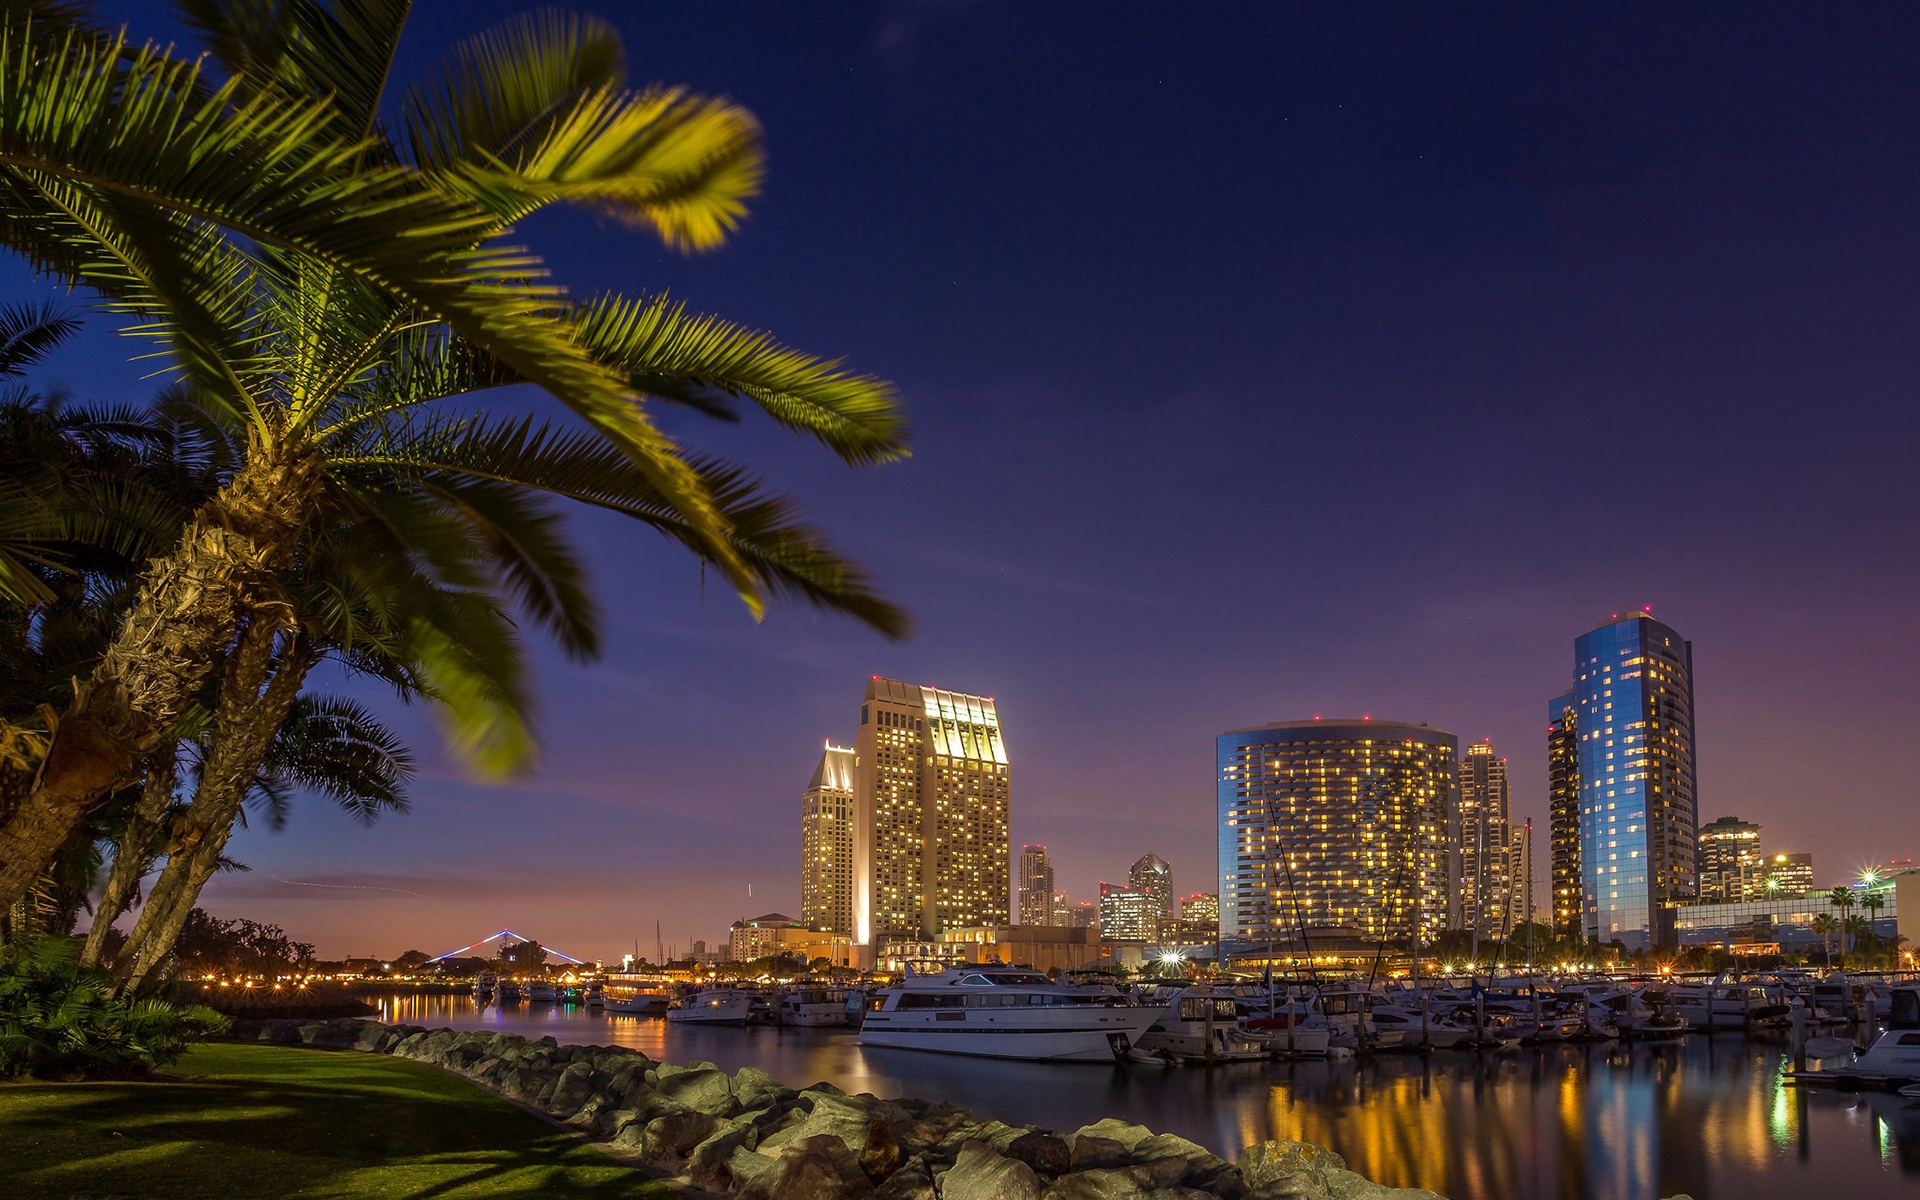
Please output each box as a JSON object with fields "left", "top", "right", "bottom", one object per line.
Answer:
{"left": 1892, "top": 990, "right": 1920, "bottom": 1030}
{"left": 867, "top": 996, "right": 887, "bottom": 1012}
{"left": 1898, "top": 1033, "right": 1920, "bottom": 1046}
{"left": 898, "top": 993, "right": 966, "bottom": 1009}
{"left": 957, "top": 974, "right": 993, "bottom": 986}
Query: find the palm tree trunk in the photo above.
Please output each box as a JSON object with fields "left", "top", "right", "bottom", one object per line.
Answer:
{"left": 0, "top": 443, "right": 320, "bottom": 911}
{"left": 79, "top": 761, "right": 176, "bottom": 968}
{"left": 118, "top": 630, "right": 313, "bottom": 988}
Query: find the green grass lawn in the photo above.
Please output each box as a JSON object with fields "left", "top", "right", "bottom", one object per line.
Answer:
{"left": 0, "top": 1042, "right": 672, "bottom": 1199}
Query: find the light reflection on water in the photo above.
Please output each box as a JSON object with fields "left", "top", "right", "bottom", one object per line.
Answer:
{"left": 374, "top": 995, "right": 1919, "bottom": 1200}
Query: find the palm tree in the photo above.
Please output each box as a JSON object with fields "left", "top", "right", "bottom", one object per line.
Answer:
{"left": 0, "top": 1, "right": 910, "bottom": 908}
{"left": 1861, "top": 888, "right": 1888, "bottom": 950}
{"left": 1811, "top": 913, "right": 1838, "bottom": 966}
{"left": 1827, "top": 886, "right": 1856, "bottom": 965}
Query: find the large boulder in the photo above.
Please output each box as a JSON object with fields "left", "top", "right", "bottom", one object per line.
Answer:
{"left": 757, "top": 1091, "right": 880, "bottom": 1159}
{"left": 1071, "top": 1136, "right": 1131, "bottom": 1172}
{"left": 742, "top": 1134, "right": 874, "bottom": 1200}
{"left": 734, "top": 1066, "right": 795, "bottom": 1112}
{"left": 1007, "top": 1131, "right": 1071, "bottom": 1178}
{"left": 635, "top": 1109, "right": 720, "bottom": 1159}
{"left": 1071, "top": 1120, "right": 1155, "bottom": 1153}
{"left": 687, "top": 1122, "right": 760, "bottom": 1190}
{"left": 1043, "top": 1168, "right": 1147, "bottom": 1200}
{"left": 872, "top": 1156, "right": 937, "bottom": 1200}
{"left": 654, "top": 1066, "right": 736, "bottom": 1116}
{"left": 1238, "top": 1140, "right": 1348, "bottom": 1196}
{"left": 942, "top": 1141, "right": 1043, "bottom": 1200}
{"left": 547, "top": 1061, "right": 596, "bottom": 1114}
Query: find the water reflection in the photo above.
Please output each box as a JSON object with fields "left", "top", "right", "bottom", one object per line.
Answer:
{"left": 373, "top": 996, "right": 1914, "bottom": 1199}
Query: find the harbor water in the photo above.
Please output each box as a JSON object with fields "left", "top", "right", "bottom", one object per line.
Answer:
{"left": 372, "top": 994, "right": 1920, "bottom": 1199}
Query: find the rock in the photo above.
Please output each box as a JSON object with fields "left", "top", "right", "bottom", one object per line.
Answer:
{"left": 639, "top": 1109, "right": 720, "bottom": 1159}
{"left": 942, "top": 1140, "right": 1043, "bottom": 1200}
{"left": 1238, "top": 1140, "right": 1349, "bottom": 1197}
{"left": 1008, "top": 1131, "right": 1072, "bottom": 1178}
{"left": 1045, "top": 1168, "right": 1147, "bottom": 1200}
{"left": 758, "top": 1091, "right": 879, "bottom": 1158}
{"left": 351, "top": 1023, "right": 389, "bottom": 1052}
{"left": 547, "top": 1061, "right": 596, "bottom": 1114}
{"left": 1144, "top": 1189, "right": 1218, "bottom": 1200}
{"left": 860, "top": 1116, "right": 902, "bottom": 1180}
{"left": 801, "top": 1080, "right": 846, "bottom": 1097}
{"left": 872, "top": 1156, "right": 937, "bottom": 1200}
{"left": 654, "top": 1066, "right": 735, "bottom": 1116}
{"left": 733, "top": 1066, "right": 792, "bottom": 1110}
{"left": 295, "top": 1023, "right": 328, "bottom": 1045}
{"left": 1188, "top": 1163, "right": 1248, "bottom": 1199}
{"left": 687, "top": 1122, "right": 759, "bottom": 1189}
{"left": 742, "top": 1134, "right": 874, "bottom": 1200}
{"left": 888, "top": 1119, "right": 947, "bottom": 1157}
{"left": 1123, "top": 1158, "right": 1188, "bottom": 1191}
{"left": 1071, "top": 1136, "right": 1131, "bottom": 1172}
{"left": 1072, "top": 1120, "right": 1155, "bottom": 1153}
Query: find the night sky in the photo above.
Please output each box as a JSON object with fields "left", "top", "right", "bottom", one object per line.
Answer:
{"left": 16, "top": 2, "right": 1920, "bottom": 960}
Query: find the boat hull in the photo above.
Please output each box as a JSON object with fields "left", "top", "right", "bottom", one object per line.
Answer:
{"left": 860, "top": 1011, "right": 1159, "bottom": 1061}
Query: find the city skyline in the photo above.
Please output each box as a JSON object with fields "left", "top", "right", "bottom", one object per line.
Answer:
{"left": 107, "top": 4, "right": 1917, "bottom": 959}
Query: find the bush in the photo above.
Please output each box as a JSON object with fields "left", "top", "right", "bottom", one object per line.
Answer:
{"left": 0, "top": 935, "right": 229, "bottom": 1080}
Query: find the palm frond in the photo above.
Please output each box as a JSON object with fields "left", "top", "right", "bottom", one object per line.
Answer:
{"left": 0, "top": 300, "right": 78, "bottom": 377}
{"left": 178, "top": 0, "right": 414, "bottom": 141}
{"left": 260, "top": 694, "right": 413, "bottom": 824}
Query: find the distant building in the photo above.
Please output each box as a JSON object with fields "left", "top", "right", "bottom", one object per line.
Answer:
{"left": 727, "top": 913, "right": 798, "bottom": 963}
{"left": 1547, "top": 693, "right": 1582, "bottom": 939}
{"left": 1457, "top": 741, "right": 1513, "bottom": 938}
{"left": 1179, "top": 892, "right": 1220, "bottom": 941}
{"left": 1509, "top": 818, "right": 1536, "bottom": 932}
{"left": 1099, "top": 883, "right": 1160, "bottom": 942}
{"left": 1676, "top": 887, "right": 1898, "bottom": 952}
{"left": 1128, "top": 853, "right": 1173, "bottom": 935}
{"left": 801, "top": 743, "right": 857, "bottom": 934}
{"left": 1050, "top": 890, "right": 1070, "bottom": 925}
{"left": 1018, "top": 845, "right": 1056, "bottom": 926}
{"left": 1067, "top": 901, "right": 1099, "bottom": 929}
{"left": 1698, "top": 816, "right": 1764, "bottom": 903}
{"left": 853, "top": 678, "right": 1010, "bottom": 943}
{"left": 1217, "top": 719, "right": 1456, "bottom": 945}
{"left": 1764, "top": 852, "right": 1814, "bottom": 897}
{"left": 1551, "top": 612, "right": 1700, "bottom": 951}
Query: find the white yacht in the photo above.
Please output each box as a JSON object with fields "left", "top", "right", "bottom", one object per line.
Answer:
{"left": 666, "top": 987, "right": 764, "bottom": 1026}
{"left": 779, "top": 986, "right": 851, "bottom": 1027}
{"left": 1136, "top": 989, "right": 1274, "bottom": 1063}
{"left": 1670, "top": 980, "right": 1789, "bottom": 1031}
{"left": 1843, "top": 987, "right": 1920, "bottom": 1081}
{"left": 527, "top": 980, "right": 558, "bottom": 1003}
{"left": 858, "top": 968, "right": 1163, "bottom": 1061}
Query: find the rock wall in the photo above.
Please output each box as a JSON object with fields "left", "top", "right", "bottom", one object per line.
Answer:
{"left": 226, "top": 1018, "right": 1446, "bottom": 1200}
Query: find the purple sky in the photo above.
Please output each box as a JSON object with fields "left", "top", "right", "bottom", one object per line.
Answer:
{"left": 20, "top": 2, "right": 1920, "bottom": 959}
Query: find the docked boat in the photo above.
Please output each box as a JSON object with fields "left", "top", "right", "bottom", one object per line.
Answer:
{"left": 527, "top": 980, "right": 558, "bottom": 1004}
{"left": 858, "top": 968, "right": 1162, "bottom": 1061}
{"left": 495, "top": 979, "right": 521, "bottom": 1003}
{"left": 667, "top": 987, "right": 768, "bottom": 1026}
{"left": 1848, "top": 988, "right": 1920, "bottom": 1080}
{"left": 582, "top": 983, "right": 604, "bottom": 1008}
{"left": 1136, "top": 989, "right": 1273, "bottom": 1063}
{"left": 779, "top": 986, "right": 851, "bottom": 1027}
{"left": 1670, "top": 980, "right": 1789, "bottom": 1031}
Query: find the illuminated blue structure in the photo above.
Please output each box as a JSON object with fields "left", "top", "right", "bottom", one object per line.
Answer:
{"left": 1562, "top": 612, "right": 1700, "bottom": 950}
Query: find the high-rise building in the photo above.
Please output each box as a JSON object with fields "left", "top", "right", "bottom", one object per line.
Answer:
{"left": 1764, "top": 852, "right": 1814, "bottom": 898}
{"left": 1099, "top": 883, "right": 1160, "bottom": 942}
{"left": 1698, "top": 816, "right": 1764, "bottom": 903}
{"left": 1217, "top": 719, "right": 1456, "bottom": 945}
{"left": 1457, "top": 741, "right": 1513, "bottom": 938}
{"left": 1179, "top": 892, "right": 1220, "bottom": 941}
{"left": 1509, "top": 818, "right": 1535, "bottom": 932}
{"left": 800, "top": 743, "right": 857, "bottom": 934}
{"left": 1547, "top": 693, "right": 1582, "bottom": 939}
{"left": 852, "top": 677, "right": 1011, "bottom": 943}
{"left": 1018, "top": 845, "right": 1056, "bottom": 926}
{"left": 1554, "top": 611, "right": 1700, "bottom": 951}
{"left": 1067, "top": 900, "right": 1099, "bottom": 928}
{"left": 1128, "top": 854, "right": 1173, "bottom": 931}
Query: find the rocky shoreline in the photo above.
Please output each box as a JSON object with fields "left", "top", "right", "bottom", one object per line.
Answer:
{"left": 226, "top": 1017, "right": 1443, "bottom": 1199}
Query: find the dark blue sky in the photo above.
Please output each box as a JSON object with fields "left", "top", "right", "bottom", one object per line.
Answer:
{"left": 19, "top": 2, "right": 1920, "bottom": 958}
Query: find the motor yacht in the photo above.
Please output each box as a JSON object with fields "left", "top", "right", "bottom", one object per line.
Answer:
{"left": 1670, "top": 979, "right": 1789, "bottom": 1031}
{"left": 495, "top": 979, "right": 521, "bottom": 1004}
{"left": 526, "top": 980, "right": 558, "bottom": 1003}
{"left": 779, "top": 986, "right": 852, "bottom": 1027}
{"left": 1136, "top": 989, "right": 1274, "bottom": 1063}
{"left": 666, "top": 987, "right": 768, "bottom": 1026}
{"left": 1844, "top": 987, "right": 1920, "bottom": 1081}
{"left": 858, "top": 968, "right": 1161, "bottom": 1061}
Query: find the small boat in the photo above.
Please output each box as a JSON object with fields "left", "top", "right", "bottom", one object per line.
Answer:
{"left": 527, "top": 980, "right": 558, "bottom": 1003}
{"left": 496, "top": 979, "right": 522, "bottom": 1004}
{"left": 858, "top": 968, "right": 1162, "bottom": 1061}
{"left": 1899, "top": 1083, "right": 1920, "bottom": 1099}
{"left": 1671, "top": 980, "right": 1790, "bottom": 1032}
{"left": 1137, "top": 989, "right": 1273, "bottom": 1063}
{"left": 779, "top": 986, "right": 851, "bottom": 1027}
{"left": 583, "top": 983, "right": 605, "bottom": 1008}
{"left": 1804, "top": 1035, "right": 1857, "bottom": 1061}
{"left": 667, "top": 987, "right": 762, "bottom": 1026}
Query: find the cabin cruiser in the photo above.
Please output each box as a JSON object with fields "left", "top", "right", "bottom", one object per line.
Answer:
{"left": 666, "top": 987, "right": 770, "bottom": 1026}
{"left": 858, "top": 968, "right": 1161, "bottom": 1061}
{"left": 780, "top": 986, "right": 852, "bottom": 1027}
{"left": 603, "top": 973, "right": 674, "bottom": 1016}
{"left": 472, "top": 972, "right": 496, "bottom": 1001}
{"left": 1669, "top": 980, "right": 1789, "bottom": 1031}
{"left": 527, "top": 980, "right": 558, "bottom": 1003}
{"left": 582, "top": 983, "right": 604, "bottom": 1008}
{"left": 1136, "top": 988, "right": 1274, "bottom": 1063}
{"left": 495, "top": 979, "right": 521, "bottom": 1003}
{"left": 1814, "top": 987, "right": 1920, "bottom": 1082}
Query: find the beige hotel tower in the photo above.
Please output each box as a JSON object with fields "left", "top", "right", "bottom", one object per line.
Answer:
{"left": 799, "top": 743, "right": 857, "bottom": 935}
{"left": 851, "top": 677, "right": 1011, "bottom": 945}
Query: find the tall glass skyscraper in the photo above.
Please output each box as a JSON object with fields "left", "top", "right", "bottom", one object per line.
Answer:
{"left": 1217, "top": 719, "right": 1456, "bottom": 947}
{"left": 1554, "top": 612, "right": 1700, "bottom": 950}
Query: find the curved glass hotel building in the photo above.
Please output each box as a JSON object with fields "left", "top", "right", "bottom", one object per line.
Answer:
{"left": 1550, "top": 612, "right": 1700, "bottom": 950}
{"left": 1216, "top": 719, "right": 1456, "bottom": 948}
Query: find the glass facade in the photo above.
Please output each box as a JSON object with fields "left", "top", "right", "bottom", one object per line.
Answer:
{"left": 1569, "top": 614, "right": 1698, "bottom": 950}
{"left": 1217, "top": 720, "right": 1456, "bottom": 947}
{"left": 1674, "top": 888, "right": 1897, "bottom": 949}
